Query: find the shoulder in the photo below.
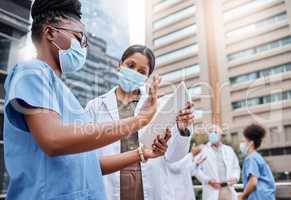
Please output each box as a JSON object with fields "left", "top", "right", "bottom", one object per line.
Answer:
{"left": 223, "top": 144, "right": 235, "bottom": 152}
{"left": 245, "top": 153, "right": 261, "bottom": 165}
{"left": 5, "top": 60, "right": 54, "bottom": 90}
{"left": 7, "top": 60, "right": 54, "bottom": 82}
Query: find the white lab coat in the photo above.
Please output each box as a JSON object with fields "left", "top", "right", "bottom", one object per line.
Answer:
{"left": 195, "top": 143, "right": 240, "bottom": 200}
{"left": 86, "top": 87, "right": 193, "bottom": 200}
{"left": 168, "top": 153, "right": 198, "bottom": 200}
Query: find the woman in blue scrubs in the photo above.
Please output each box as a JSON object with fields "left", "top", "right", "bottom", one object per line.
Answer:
{"left": 238, "top": 124, "right": 276, "bottom": 200}
{"left": 3, "top": 0, "right": 167, "bottom": 199}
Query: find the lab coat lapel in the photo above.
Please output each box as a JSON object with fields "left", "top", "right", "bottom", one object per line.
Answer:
{"left": 102, "top": 87, "right": 120, "bottom": 121}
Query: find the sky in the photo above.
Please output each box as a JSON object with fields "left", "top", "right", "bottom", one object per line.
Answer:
{"left": 128, "top": 0, "right": 146, "bottom": 45}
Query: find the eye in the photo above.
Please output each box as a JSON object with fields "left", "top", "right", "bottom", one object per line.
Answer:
{"left": 138, "top": 70, "right": 146, "bottom": 75}
{"left": 128, "top": 63, "right": 134, "bottom": 69}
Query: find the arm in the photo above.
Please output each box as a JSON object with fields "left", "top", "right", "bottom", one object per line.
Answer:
{"left": 24, "top": 76, "right": 161, "bottom": 157}
{"left": 100, "top": 130, "right": 171, "bottom": 175}
{"left": 165, "top": 125, "right": 193, "bottom": 162}
{"left": 168, "top": 153, "right": 193, "bottom": 173}
{"left": 25, "top": 110, "right": 147, "bottom": 157}
{"left": 165, "top": 102, "right": 194, "bottom": 162}
{"left": 194, "top": 165, "right": 211, "bottom": 185}
{"left": 240, "top": 176, "right": 257, "bottom": 199}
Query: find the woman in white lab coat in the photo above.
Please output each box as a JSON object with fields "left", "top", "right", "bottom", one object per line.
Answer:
{"left": 86, "top": 45, "right": 194, "bottom": 200}
{"left": 195, "top": 125, "right": 240, "bottom": 200}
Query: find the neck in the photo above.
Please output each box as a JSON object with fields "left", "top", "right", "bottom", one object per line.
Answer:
{"left": 116, "top": 86, "right": 140, "bottom": 105}
{"left": 36, "top": 43, "right": 62, "bottom": 77}
{"left": 212, "top": 142, "right": 221, "bottom": 149}
{"left": 247, "top": 147, "right": 256, "bottom": 155}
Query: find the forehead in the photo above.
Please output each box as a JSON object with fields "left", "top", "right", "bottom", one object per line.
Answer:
{"left": 124, "top": 52, "right": 149, "bottom": 67}
{"left": 60, "top": 18, "right": 86, "bottom": 31}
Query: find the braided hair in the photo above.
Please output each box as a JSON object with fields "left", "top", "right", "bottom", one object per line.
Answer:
{"left": 31, "top": 0, "right": 82, "bottom": 43}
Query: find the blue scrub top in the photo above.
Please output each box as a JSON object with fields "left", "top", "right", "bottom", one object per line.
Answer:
{"left": 3, "top": 60, "right": 106, "bottom": 200}
{"left": 242, "top": 152, "right": 276, "bottom": 200}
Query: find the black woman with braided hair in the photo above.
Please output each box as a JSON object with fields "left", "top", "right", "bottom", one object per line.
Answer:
{"left": 3, "top": 0, "right": 168, "bottom": 199}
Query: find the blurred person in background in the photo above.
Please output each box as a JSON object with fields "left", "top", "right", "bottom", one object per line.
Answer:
{"left": 195, "top": 125, "right": 240, "bottom": 200}
{"left": 238, "top": 124, "right": 275, "bottom": 200}
{"left": 86, "top": 45, "right": 195, "bottom": 200}
{"left": 167, "top": 144, "right": 207, "bottom": 200}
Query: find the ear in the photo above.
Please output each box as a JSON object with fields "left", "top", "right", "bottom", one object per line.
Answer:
{"left": 43, "top": 25, "right": 57, "bottom": 42}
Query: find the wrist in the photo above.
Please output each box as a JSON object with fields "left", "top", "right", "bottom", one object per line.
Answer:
{"left": 178, "top": 127, "right": 191, "bottom": 137}
{"left": 137, "top": 145, "right": 148, "bottom": 163}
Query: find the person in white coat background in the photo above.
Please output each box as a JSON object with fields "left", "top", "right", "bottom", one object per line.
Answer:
{"left": 167, "top": 144, "right": 207, "bottom": 200}
{"left": 195, "top": 125, "right": 240, "bottom": 200}
{"left": 86, "top": 45, "right": 194, "bottom": 200}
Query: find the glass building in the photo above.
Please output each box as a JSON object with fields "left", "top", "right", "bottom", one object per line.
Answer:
{"left": 80, "top": 0, "right": 130, "bottom": 59}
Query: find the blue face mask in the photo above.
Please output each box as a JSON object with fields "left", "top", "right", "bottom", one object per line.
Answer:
{"left": 54, "top": 39, "right": 87, "bottom": 74}
{"left": 208, "top": 131, "right": 220, "bottom": 145}
{"left": 240, "top": 142, "right": 251, "bottom": 156}
{"left": 240, "top": 143, "right": 247, "bottom": 156}
{"left": 117, "top": 67, "right": 147, "bottom": 93}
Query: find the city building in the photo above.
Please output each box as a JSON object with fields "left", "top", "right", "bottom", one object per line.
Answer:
{"left": 146, "top": 0, "right": 291, "bottom": 199}
{"left": 0, "top": 0, "right": 32, "bottom": 198}
{"left": 80, "top": 0, "right": 130, "bottom": 59}
{"left": 145, "top": 0, "right": 213, "bottom": 132}
{"left": 64, "top": 33, "right": 119, "bottom": 107}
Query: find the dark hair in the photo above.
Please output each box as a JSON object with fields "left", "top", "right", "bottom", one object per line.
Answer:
{"left": 243, "top": 124, "right": 266, "bottom": 149}
{"left": 121, "top": 45, "right": 156, "bottom": 76}
{"left": 31, "top": 0, "right": 82, "bottom": 43}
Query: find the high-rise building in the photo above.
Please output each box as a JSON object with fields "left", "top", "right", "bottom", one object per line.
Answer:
{"left": 80, "top": 0, "right": 130, "bottom": 59}
{"left": 145, "top": 0, "right": 213, "bottom": 131}
{"left": 0, "top": 0, "right": 32, "bottom": 198}
{"left": 146, "top": 0, "right": 291, "bottom": 198}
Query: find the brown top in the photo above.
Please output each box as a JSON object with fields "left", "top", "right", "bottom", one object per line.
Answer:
{"left": 117, "top": 97, "right": 144, "bottom": 200}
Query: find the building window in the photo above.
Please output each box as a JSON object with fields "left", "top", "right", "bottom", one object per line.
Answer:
{"left": 232, "top": 90, "right": 291, "bottom": 110}
{"left": 153, "top": 6, "right": 196, "bottom": 30}
{"left": 153, "top": 0, "right": 183, "bottom": 13}
{"left": 154, "top": 24, "right": 197, "bottom": 47}
{"left": 188, "top": 86, "right": 202, "bottom": 98}
{"left": 156, "top": 44, "right": 199, "bottom": 66}
{"left": 224, "top": 0, "right": 276, "bottom": 21}
{"left": 226, "top": 12, "right": 287, "bottom": 38}
{"left": 161, "top": 64, "right": 200, "bottom": 83}
{"left": 227, "top": 36, "right": 291, "bottom": 62}
{"left": 193, "top": 109, "right": 204, "bottom": 119}
{"left": 285, "top": 125, "right": 291, "bottom": 141}
{"left": 230, "top": 63, "right": 291, "bottom": 85}
{"left": 0, "top": 36, "right": 12, "bottom": 70}
{"left": 270, "top": 127, "right": 280, "bottom": 143}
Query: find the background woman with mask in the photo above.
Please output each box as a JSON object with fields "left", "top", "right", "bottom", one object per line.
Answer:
{"left": 238, "top": 124, "right": 276, "bottom": 200}
{"left": 86, "top": 45, "right": 195, "bottom": 200}
{"left": 3, "top": 1, "right": 167, "bottom": 199}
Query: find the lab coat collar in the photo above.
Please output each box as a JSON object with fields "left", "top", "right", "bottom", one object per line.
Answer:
{"left": 100, "top": 86, "right": 148, "bottom": 120}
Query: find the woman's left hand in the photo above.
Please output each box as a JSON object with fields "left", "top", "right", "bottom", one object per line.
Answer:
{"left": 176, "top": 101, "right": 194, "bottom": 131}
{"left": 143, "top": 128, "right": 172, "bottom": 159}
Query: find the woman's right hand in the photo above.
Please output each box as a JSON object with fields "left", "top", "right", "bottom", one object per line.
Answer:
{"left": 137, "top": 76, "right": 161, "bottom": 127}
